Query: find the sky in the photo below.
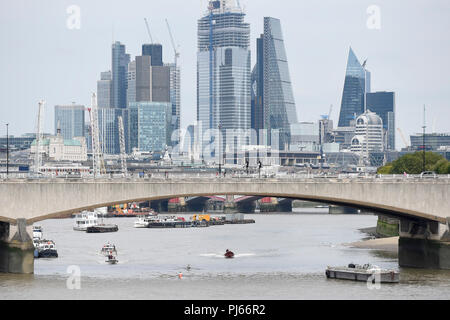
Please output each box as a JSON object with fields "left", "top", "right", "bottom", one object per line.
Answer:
{"left": 0, "top": 0, "right": 449, "bottom": 150}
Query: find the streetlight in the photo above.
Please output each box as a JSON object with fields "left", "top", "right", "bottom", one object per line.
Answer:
{"left": 218, "top": 123, "right": 222, "bottom": 177}
{"left": 6, "top": 123, "right": 9, "bottom": 177}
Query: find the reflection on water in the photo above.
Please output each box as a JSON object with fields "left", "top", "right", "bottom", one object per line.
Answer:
{"left": 1, "top": 212, "right": 449, "bottom": 300}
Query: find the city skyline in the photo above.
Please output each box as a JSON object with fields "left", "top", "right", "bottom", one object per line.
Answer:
{"left": 1, "top": 0, "right": 450, "bottom": 151}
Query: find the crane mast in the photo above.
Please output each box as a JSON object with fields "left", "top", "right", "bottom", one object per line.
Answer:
{"left": 118, "top": 115, "right": 127, "bottom": 177}
{"left": 144, "top": 18, "right": 154, "bottom": 44}
{"left": 165, "top": 19, "right": 180, "bottom": 66}
{"left": 34, "top": 100, "right": 45, "bottom": 176}
{"left": 88, "top": 93, "right": 105, "bottom": 178}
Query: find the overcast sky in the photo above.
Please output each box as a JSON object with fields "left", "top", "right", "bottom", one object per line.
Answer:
{"left": 1, "top": 0, "right": 449, "bottom": 149}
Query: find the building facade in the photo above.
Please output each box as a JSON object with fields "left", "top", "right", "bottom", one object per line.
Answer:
{"left": 366, "top": 91, "right": 396, "bottom": 150}
{"left": 97, "top": 71, "right": 112, "bottom": 108}
{"left": 254, "top": 17, "right": 298, "bottom": 148}
{"left": 410, "top": 133, "right": 450, "bottom": 151}
{"left": 127, "top": 102, "right": 172, "bottom": 153}
{"left": 30, "top": 135, "right": 87, "bottom": 162}
{"left": 54, "top": 104, "right": 85, "bottom": 140}
{"left": 112, "top": 41, "right": 130, "bottom": 109}
{"left": 338, "top": 47, "right": 371, "bottom": 127}
{"left": 350, "top": 110, "right": 384, "bottom": 155}
{"left": 142, "top": 44, "right": 163, "bottom": 66}
{"left": 197, "top": 0, "right": 251, "bottom": 136}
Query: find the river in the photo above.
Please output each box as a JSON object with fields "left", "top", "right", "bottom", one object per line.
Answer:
{"left": 1, "top": 211, "right": 449, "bottom": 300}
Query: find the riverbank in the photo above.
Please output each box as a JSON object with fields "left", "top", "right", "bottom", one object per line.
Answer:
{"left": 346, "top": 237, "right": 399, "bottom": 253}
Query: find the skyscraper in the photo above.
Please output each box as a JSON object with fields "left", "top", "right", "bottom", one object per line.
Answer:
{"left": 167, "top": 63, "right": 181, "bottom": 133}
{"left": 112, "top": 41, "right": 130, "bottom": 109}
{"left": 142, "top": 44, "right": 163, "bottom": 66}
{"left": 338, "top": 47, "right": 371, "bottom": 127}
{"left": 253, "top": 17, "right": 298, "bottom": 148}
{"left": 197, "top": 0, "right": 251, "bottom": 134}
{"left": 97, "top": 71, "right": 112, "bottom": 108}
{"left": 366, "top": 91, "right": 396, "bottom": 150}
{"left": 54, "top": 104, "right": 85, "bottom": 140}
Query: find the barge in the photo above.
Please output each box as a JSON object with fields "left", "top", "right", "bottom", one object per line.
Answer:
{"left": 326, "top": 264, "right": 399, "bottom": 283}
{"left": 86, "top": 224, "right": 119, "bottom": 233}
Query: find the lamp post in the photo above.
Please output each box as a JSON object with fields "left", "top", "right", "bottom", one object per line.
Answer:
{"left": 218, "top": 123, "right": 222, "bottom": 177}
{"left": 6, "top": 123, "right": 9, "bottom": 177}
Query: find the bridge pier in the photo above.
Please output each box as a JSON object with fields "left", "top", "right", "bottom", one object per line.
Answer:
{"left": 399, "top": 218, "right": 450, "bottom": 270}
{"left": 0, "top": 219, "right": 34, "bottom": 274}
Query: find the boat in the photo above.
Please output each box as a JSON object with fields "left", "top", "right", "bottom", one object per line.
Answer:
{"left": 33, "top": 226, "right": 43, "bottom": 240}
{"left": 224, "top": 250, "right": 235, "bottom": 259}
{"left": 101, "top": 243, "right": 117, "bottom": 256}
{"left": 86, "top": 224, "right": 118, "bottom": 233}
{"left": 73, "top": 211, "right": 99, "bottom": 231}
{"left": 34, "top": 239, "right": 58, "bottom": 258}
{"left": 146, "top": 216, "right": 192, "bottom": 229}
{"left": 134, "top": 215, "right": 159, "bottom": 228}
{"left": 105, "top": 253, "right": 118, "bottom": 265}
{"left": 325, "top": 264, "right": 399, "bottom": 283}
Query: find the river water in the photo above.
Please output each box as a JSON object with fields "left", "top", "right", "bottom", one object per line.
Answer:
{"left": 1, "top": 211, "right": 449, "bottom": 300}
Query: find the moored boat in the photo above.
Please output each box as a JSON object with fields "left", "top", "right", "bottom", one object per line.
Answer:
{"left": 73, "top": 211, "right": 99, "bottom": 231}
{"left": 87, "top": 224, "right": 118, "bottom": 233}
{"left": 325, "top": 263, "right": 399, "bottom": 283}
{"left": 33, "top": 226, "right": 43, "bottom": 240}
{"left": 34, "top": 239, "right": 58, "bottom": 258}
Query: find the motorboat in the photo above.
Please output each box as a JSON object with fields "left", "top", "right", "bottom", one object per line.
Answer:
{"left": 33, "top": 226, "right": 43, "bottom": 240}
{"left": 224, "top": 250, "right": 235, "bottom": 259}
{"left": 101, "top": 243, "right": 117, "bottom": 256}
{"left": 326, "top": 263, "right": 399, "bottom": 283}
{"left": 34, "top": 239, "right": 58, "bottom": 258}
{"left": 134, "top": 215, "right": 159, "bottom": 228}
{"left": 73, "top": 211, "right": 99, "bottom": 231}
{"left": 105, "top": 252, "right": 118, "bottom": 264}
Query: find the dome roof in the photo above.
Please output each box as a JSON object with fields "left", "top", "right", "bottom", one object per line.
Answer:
{"left": 356, "top": 110, "right": 383, "bottom": 126}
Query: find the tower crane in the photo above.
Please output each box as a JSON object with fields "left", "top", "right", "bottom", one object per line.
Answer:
{"left": 397, "top": 128, "right": 409, "bottom": 148}
{"left": 34, "top": 100, "right": 45, "bottom": 176}
{"left": 144, "top": 18, "right": 153, "bottom": 44}
{"left": 165, "top": 19, "right": 180, "bottom": 66}
{"left": 88, "top": 93, "right": 105, "bottom": 178}
{"left": 117, "top": 116, "right": 127, "bottom": 177}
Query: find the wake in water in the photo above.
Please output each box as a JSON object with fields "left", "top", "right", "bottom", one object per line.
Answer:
{"left": 200, "top": 253, "right": 256, "bottom": 259}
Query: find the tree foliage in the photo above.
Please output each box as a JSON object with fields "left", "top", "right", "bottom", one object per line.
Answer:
{"left": 377, "top": 152, "right": 449, "bottom": 174}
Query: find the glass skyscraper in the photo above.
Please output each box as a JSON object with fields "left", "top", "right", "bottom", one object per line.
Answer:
{"left": 97, "top": 71, "right": 112, "bottom": 108}
{"left": 112, "top": 41, "right": 130, "bottom": 109}
{"left": 54, "top": 105, "right": 85, "bottom": 140}
{"left": 127, "top": 102, "right": 172, "bottom": 153}
{"left": 197, "top": 0, "right": 251, "bottom": 134}
{"left": 253, "top": 17, "right": 298, "bottom": 148}
{"left": 338, "top": 47, "right": 371, "bottom": 127}
{"left": 98, "top": 108, "right": 124, "bottom": 155}
{"left": 366, "top": 91, "right": 396, "bottom": 150}
{"left": 142, "top": 44, "right": 163, "bottom": 66}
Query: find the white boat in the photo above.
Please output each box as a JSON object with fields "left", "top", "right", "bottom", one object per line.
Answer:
{"left": 326, "top": 263, "right": 399, "bottom": 283}
{"left": 33, "top": 226, "right": 43, "bottom": 240}
{"left": 73, "top": 211, "right": 99, "bottom": 231}
{"left": 101, "top": 243, "right": 117, "bottom": 256}
{"left": 134, "top": 216, "right": 158, "bottom": 228}
{"left": 34, "top": 239, "right": 58, "bottom": 258}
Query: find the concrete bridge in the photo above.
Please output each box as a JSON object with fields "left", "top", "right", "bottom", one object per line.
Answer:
{"left": 0, "top": 177, "right": 449, "bottom": 273}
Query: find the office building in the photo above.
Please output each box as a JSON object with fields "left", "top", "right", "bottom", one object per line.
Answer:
{"left": 112, "top": 41, "right": 130, "bottom": 109}
{"left": 410, "top": 133, "right": 450, "bottom": 151}
{"left": 253, "top": 17, "right": 298, "bottom": 148}
{"left": 350, "top": 110, "right": 384, "bottom": 155}
{"left": 289, "top": 122, "right": 320, "bottom": 152}
{"left": 142, "top": 44, "right": 163, "bottom": 66}
{"left": 127, "top": 102, "right": 172, "bottom": 153}
{"left": 54, "top": 104, "right": 85, "bottom": 140}
{"left": 338, "top": 47, "right": 371, "bottom": 127}
{"left": 167, "top": 63, "right": 181, "bottom": 133}
{"left": 97, "top": 71, "right": 112, "bottom": 108}
{"left": 366, "top": 91, "right": 396, "bottom": 150}
{"left": 197, "top": 0, "right": 251, "bottom": 135}
{"left": 97, "top": 108, "right": 124, "bottom": 155}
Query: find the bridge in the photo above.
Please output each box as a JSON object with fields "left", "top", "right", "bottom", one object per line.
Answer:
{"left": 0, "top": 176, "right": 449, "bottom": 273}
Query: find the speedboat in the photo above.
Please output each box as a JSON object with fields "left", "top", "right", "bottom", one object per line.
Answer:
{"left": 101, "top": 243, "right": 117, "bottom": 256}
{"left": 73, "top": 211, "right": 99, "bottom": 231}
{"left": 134, "top": 215, "right": 159, "bottom": 228}
{"left": 224, "top": 250, "right": 235, "bottom": 259}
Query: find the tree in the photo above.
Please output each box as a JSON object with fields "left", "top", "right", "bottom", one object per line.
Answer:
{"left": 378, "top": 152, "right": 449, "bottom": 174}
